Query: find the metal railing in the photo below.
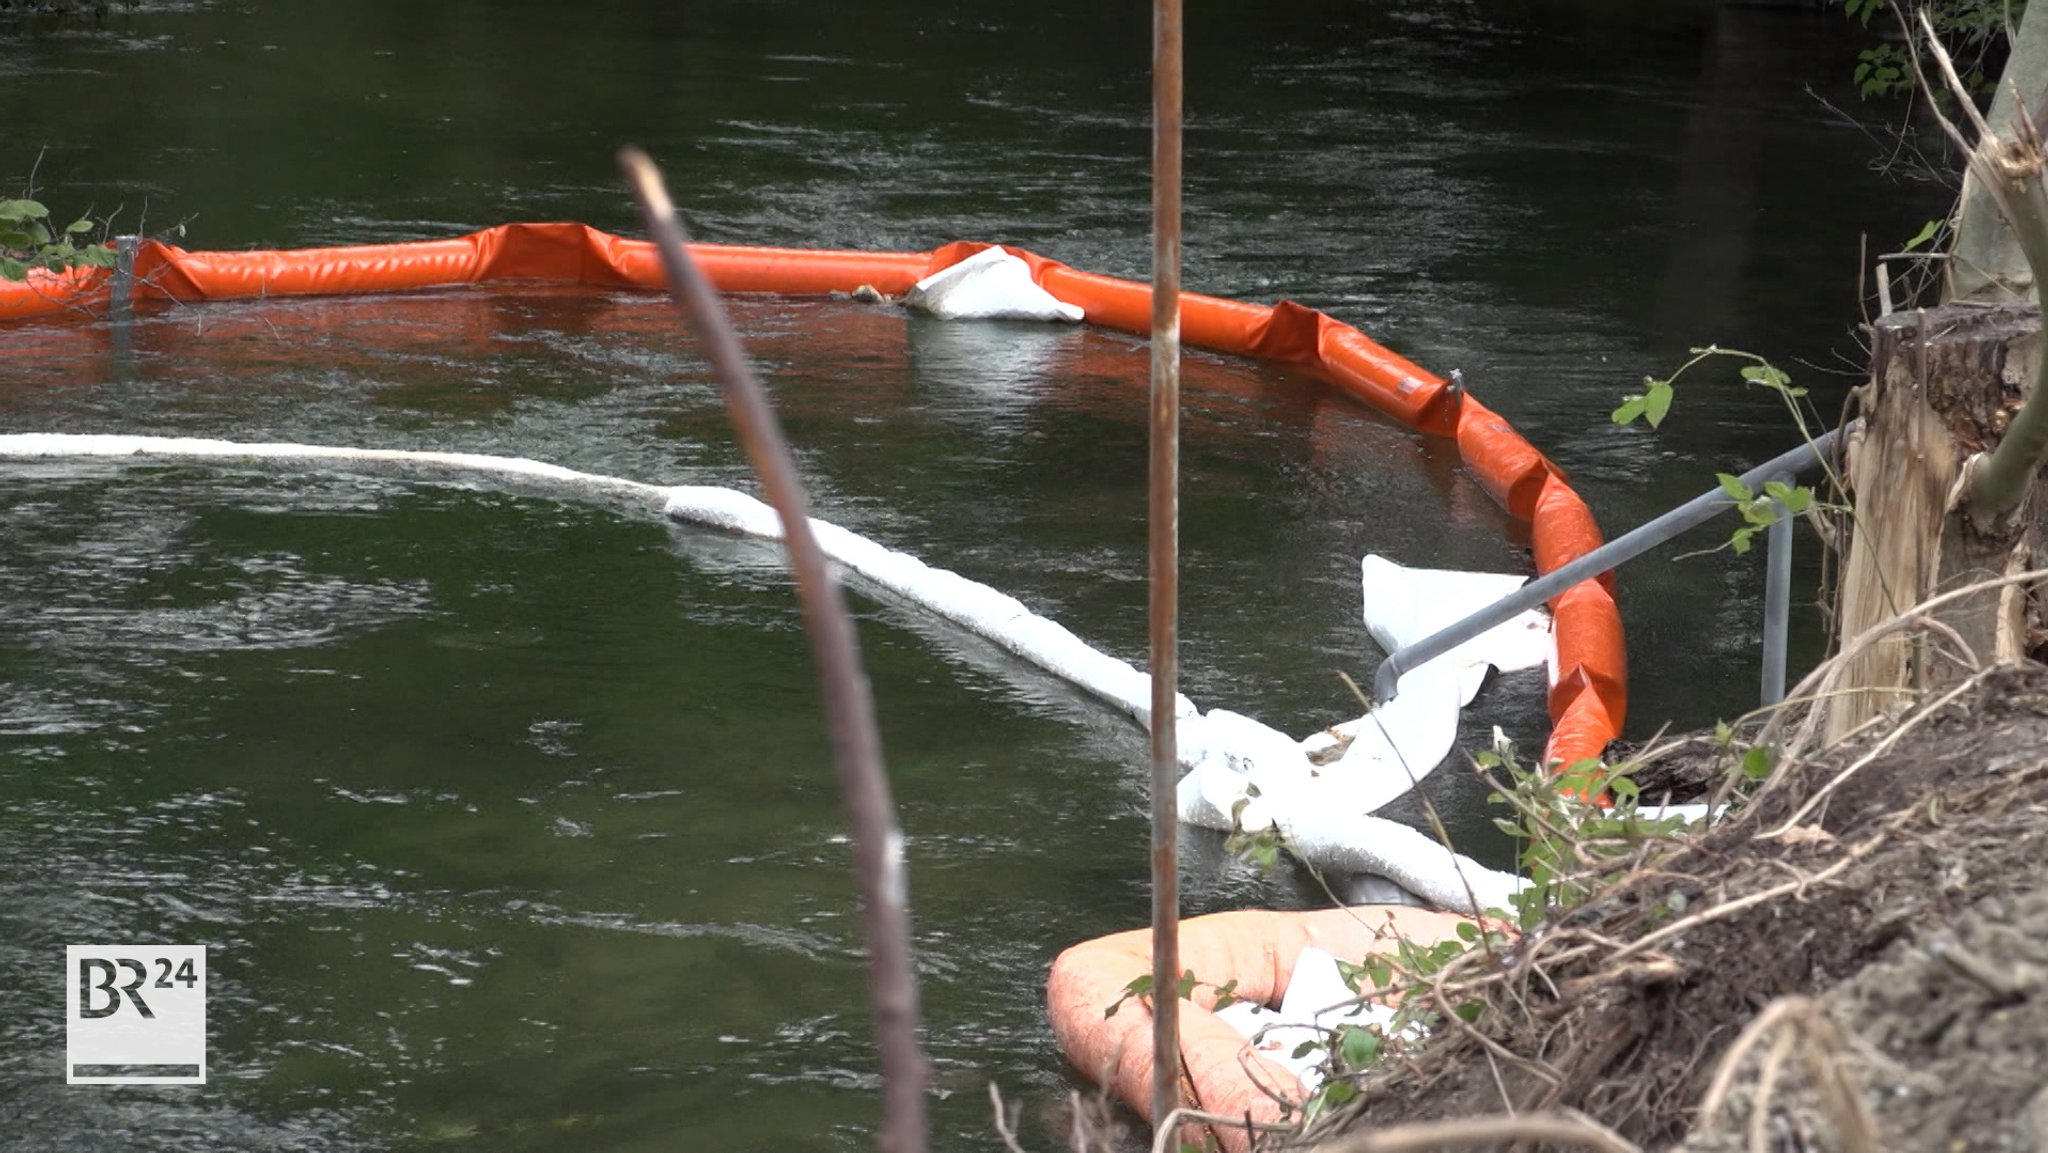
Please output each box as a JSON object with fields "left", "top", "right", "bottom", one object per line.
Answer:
{"left": 1371, "top": 423, "right": 1853, "bottom": 710}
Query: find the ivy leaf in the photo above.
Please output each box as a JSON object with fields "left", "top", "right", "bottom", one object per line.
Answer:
{"left": 0, "top": 199, "right": 48, "bottom": 223}
{"left": 1611, "top": 395, "right": 1647, "bottom": 425}
{"left": 1716, "top": 473, "right": 1753, "bottom": 503}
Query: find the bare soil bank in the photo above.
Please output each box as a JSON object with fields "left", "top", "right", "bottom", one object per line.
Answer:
{"left": 1315, "top": 664, "right": 2048, "bottom": 1152}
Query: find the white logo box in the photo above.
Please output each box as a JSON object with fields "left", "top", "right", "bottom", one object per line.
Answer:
{"left": 66, "top": 945, "right": 207, "bottom": 1085}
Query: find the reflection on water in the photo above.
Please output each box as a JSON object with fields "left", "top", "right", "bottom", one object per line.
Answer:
{"left": 0, "top": 1, "right": 1952, "bottom": 1150}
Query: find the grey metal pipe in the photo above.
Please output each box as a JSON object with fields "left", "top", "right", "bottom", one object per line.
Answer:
{"left": 1761, "top": 473, "right": 1795, "bottom": 706}
{"left": 1371, "top": 424, "right": 1851, "bottom": 704}
{"left": 111, "top": 235, "right": 138, "bottom": 323}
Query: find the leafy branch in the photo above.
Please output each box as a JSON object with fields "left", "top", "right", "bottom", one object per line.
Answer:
{"left": 0, "top": 197, "right": 115, "bottom": 282}
{"left": 1614, "top": 347, "right": 1842, "bottom": 556}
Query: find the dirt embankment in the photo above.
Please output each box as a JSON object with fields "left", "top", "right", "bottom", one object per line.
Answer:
{"left": 1315, "top": 664, "right": 2048, "bottom": 1152}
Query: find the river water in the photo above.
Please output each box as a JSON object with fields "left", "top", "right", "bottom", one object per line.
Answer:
{"left": 0, "top": 2, "right": 1948, "bottom": 1150}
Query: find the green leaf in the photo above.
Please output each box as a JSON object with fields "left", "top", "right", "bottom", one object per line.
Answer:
{"left": 1320, "top": 1081, "right": 1359, "bottom": 1105}
{"left": 1611, "top": 395, "right": 1647, "bottom": 425}
{"left": 1730, "top": 526, "right": 1757, "bottom": 555}
{"left": 1176, "top": 970, "right": 1198, "bottom": 1000}
{"left": 1291, "top": 1040, "right": 1321, "bottom": 1060}
{"left": 0, "top": 256, "right": 27, "bottom": 281}
{"left": 1337, "top": 1026, "right": 1382, "bottom": 1069}
{"left": 1716, "top": 473, "right": 1753, "bottom": 502}
{"left": 1742, "top": 746, "right": 1772, "bottom": 780}
{"left": 1455, "top": 921, "right": 1479, "bottom": 942}
{"left": 1643, "top": 380, "right": 1673, "bottom": 428}
{"left": 66, "top": 218, "right": 95, "bottom": 234}
{"left": 1738, "top": 364, "right": 1790, "bottom": 390}
{"left": 1609, "top": 775, "right": 1640, "bottom": 801}
{"left": 1454, "top": 1001, "right": 1484, "bottom": 1023}
{"left": 0, "top": 199, "right": 49, "bottom": 223}
{"left": 1901, "top": 218, "right": 1942, "bottom": 252}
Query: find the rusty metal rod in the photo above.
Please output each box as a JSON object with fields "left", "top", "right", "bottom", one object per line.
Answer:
{"left": 618, "top": 147, "right": 928, "bottom": 1153}
{"left": 1148, "top": 0, "right": 1185, "bottom": 1134}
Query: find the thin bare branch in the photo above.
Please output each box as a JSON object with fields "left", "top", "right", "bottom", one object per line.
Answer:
{"left": 618, "top": 147, "right": 928, "bottom": 1153}
{"left": 1306, "top": 1110, "right": 1643, "bottom": 1153}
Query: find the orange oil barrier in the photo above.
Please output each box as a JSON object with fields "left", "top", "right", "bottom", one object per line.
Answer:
{"left": 0, "top": 222, "right": 1626, "bottom": 764}
{"left": 1047, "top": 906, "right": 1480, "bottom": 1152}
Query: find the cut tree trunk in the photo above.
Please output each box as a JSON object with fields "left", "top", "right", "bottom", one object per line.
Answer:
{"left": 1830, "top": 305, "right": 2047, "bottom": 740}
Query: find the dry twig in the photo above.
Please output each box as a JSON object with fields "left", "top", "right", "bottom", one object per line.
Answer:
{"left": 1306, "top": 1110, "right": 1642, "bottom": 1153}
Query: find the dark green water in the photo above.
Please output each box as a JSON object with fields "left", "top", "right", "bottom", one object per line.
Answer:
{"left": 0, "top": 2, "right": 1950, "bottom": 1150}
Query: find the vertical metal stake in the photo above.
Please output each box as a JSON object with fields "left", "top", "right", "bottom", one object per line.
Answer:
{"left": 111, "top": 235, "right": 138, "bottom": 324}
{"left": 1147, "top": 0, "right": 1185, "bottom": 1137}
{"left": 1761, "top": 473, "right": 1794, "bottom": 706}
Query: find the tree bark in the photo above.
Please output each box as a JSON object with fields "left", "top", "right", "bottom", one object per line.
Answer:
{"left": 1830, "top": 306, "right": 2044, "bottom": 739}
{"left": 1947, "top": 2, "right": 2048, "bottom": 303}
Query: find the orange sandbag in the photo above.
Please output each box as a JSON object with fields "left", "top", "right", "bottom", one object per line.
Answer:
{"left": 1529, "top": 473, "right": 1614, "bottom": 593}
{"left": 1544, "top": 681, "right": 1617, "bottom": 771}
{"left": 1547, "top": 580, "right": 1627, "bottom": 729}
{"left": 1047, "top": 906, "right": 1473, "bottom": 1153}
{"left": 1035, "top": 263, "right": 1153, "bottom": 334}
{"left": 1319, "top": 323, "right": 1459, "bottom": 434}
{"left": 0, "top": 264, "right": 112, "bottom": 319}
{"left": 1453, "top": 399, "right": 1561, "bottom": 521}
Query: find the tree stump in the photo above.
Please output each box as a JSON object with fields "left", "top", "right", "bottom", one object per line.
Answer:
{"left": 1830, "top": 304, "right": 2047, "bottom": 740}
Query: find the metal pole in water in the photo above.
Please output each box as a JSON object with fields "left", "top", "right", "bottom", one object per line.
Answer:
{"left": 1761, "top": 474, "right": 1794, "bottom": 706}
{"left": 1147, "top": 0, "right": 1185, "bottom": 1135}
{"left": 111, "top": 235, "right": 138, "bottom": 324}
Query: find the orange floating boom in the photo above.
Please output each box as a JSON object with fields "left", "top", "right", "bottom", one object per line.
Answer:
{"left": 0, "top": 221, "right": 1624, "bottom": 764}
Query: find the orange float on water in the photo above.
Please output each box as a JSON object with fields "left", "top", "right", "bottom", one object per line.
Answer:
{"left": 1047, "top": 906, "right": 1478, "bottom": 1152}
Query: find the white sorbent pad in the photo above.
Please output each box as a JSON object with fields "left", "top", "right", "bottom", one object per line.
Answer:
{"left": 901, "top": 246, "right": 1085, "bottom": 322}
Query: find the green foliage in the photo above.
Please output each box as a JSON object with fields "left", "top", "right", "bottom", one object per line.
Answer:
{"left": 1222, "top": 785, "right": 1287, "bottom": 873}
{"left": 1284, "top": 904, "right": 1513, "bottom": 1124}
{"left": 1833, "top": 0, "right": 2018, "bottom": 100}
{"left": 0, "top": 197, "right": 114, "bottom": 282}
{"left": 1614, "top": 347, "right": 1839, "bottom": 557}
{"left": 1852, "top": 42, "right": 1911, "bottom": 100}
{"left": 1901, "top": 218, "right": 1945, "bottom": 252}
{"left": 1102, "top": 969, "right": 1242, "bottom": 1018}
{"left": 1479, "top": 733, "right": 1693, "bottom": 930}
